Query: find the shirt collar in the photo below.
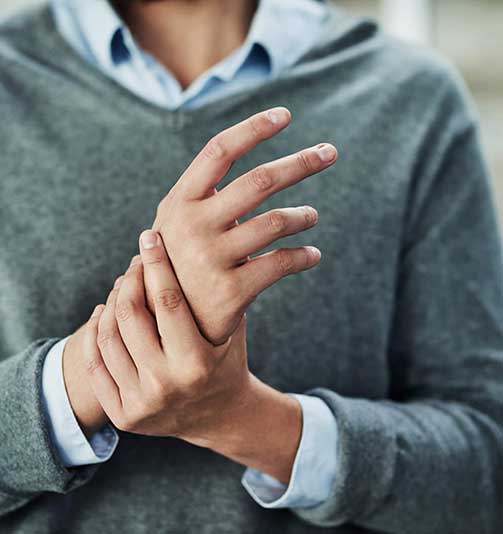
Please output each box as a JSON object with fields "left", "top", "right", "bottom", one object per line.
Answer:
{"left": 51, "top": 0, "right": 126, "bottom": 70}
{"left": 191, "top": 0, "right": 328, "bottom": 80}
{"left": 52, "top": 0, "right": 328, "bottom": 79}
{"left": 247, "top": 0, "right": 328, "bottom": 76}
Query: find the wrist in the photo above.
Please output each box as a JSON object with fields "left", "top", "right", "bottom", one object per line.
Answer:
{"left": 63, "top": 328, "right": 108, "bottom": 438}
{"left": 205, "top": 374, "right": 302, "bottom": 484}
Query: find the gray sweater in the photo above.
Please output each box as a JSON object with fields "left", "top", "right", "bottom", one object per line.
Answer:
{"left": 0, "top": 4, "right": 502, "bottom": 534}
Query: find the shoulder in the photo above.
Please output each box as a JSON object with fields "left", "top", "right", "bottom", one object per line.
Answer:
{"left": 316, "top": 5, "right": 477, "bottom": 126}
{"left": 377, "top": 35, "right": 473, "bottom": 113}
{"left": 0, "top": 4, "right": 54, "bottom": 68}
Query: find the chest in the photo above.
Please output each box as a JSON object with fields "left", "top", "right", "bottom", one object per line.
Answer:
{"left": 0, "top": 90, "right": 412, "bottom": 399}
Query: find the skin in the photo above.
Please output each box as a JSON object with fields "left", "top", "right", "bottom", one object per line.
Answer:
{"left": 62, "top": 0, "right": 338, "bottom": 484}
{"left": 112, "top": 0, "right": 258, "bottom": 89}
{"left": 150, "top": 108, "right": 336, "bottom": 345}
{"left": 64, "top": 109, "right": 337, "bottom": 482}
{"left": 85, "top": 239, "right": 304, "bottom": 483}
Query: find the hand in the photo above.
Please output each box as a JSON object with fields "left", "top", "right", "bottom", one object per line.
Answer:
{"left": 85, "top": 231, "right": 302, "bottom": 483}
{"left": 152, "top": 107, "right": 337, "bottom": 344}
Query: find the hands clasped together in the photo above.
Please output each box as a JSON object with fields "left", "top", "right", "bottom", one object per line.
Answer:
{"left": 86, "top": 231, "right": 248, "bottom": 446}
{"left": 75, "top": 107, "right": 337, "bottom": 481}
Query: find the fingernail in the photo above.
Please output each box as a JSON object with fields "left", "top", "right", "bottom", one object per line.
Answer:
{"left": 267, "top": 107, "right": 290, "bottom": 125}
{"left": 302, "top": 206, "right": 319, "bottom": 224}
{"left": 140, "top": 230, "right": 159, "bottom": 250}
{"left": 114, "top": 276, "right": 124, "bottom": 289}
{"left": 91, "top": 305, "right": 103, "bottom": 318}
{"left": 316, "top": 144, "right": 337, "bottom": 163}
{"left": 130, "top": 255, "right": 141, "bottom": 267}
{"left": 307, "top": 246, "right": 322, "bottom": 262}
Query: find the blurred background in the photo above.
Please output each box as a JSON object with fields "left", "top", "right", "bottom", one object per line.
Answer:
{"left": 1, "top": 0, "right": 502, "bottom": 228}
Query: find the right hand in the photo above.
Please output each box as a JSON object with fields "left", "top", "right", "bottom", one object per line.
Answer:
{"left": 152, "top": 107, "right": 338, "bottom": 345}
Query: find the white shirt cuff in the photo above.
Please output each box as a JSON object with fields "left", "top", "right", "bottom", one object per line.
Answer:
{"left": 242, "top": 393, "right": 338, "bottom": 509}
{"left": 41, "top": 336, "right": 119, "bottom": 467}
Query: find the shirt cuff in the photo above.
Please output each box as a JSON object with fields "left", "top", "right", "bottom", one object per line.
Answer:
{"left": 41, "top": 336, "right": 119, "bottom": 467}
{"left": 242, "top": 393, "right": 338, "bottom": 509}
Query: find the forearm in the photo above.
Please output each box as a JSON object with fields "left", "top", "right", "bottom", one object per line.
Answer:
{"left": 202, "top": 375, "right": 303, "bottom": 485}
{"left": 293, "top": 390, "right": 503, "bottom": 533}
{"left": 0, "top": 338, "right": 98, "bottom": 516}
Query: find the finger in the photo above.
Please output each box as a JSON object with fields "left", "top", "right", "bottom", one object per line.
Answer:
{"left": 211, "top": 143, "right": 337, "bottom": 225}
{"left": 237, "top": 246, "right": 322, "bottom": 302}
{"left": 85, "top": 304, "right": 123, "bottom": 418}
{"left": 222, "top": 206, "right": 319, "bottom": 263}
{"left": 177, "top": 107, "right": 291, "bottom": 199}
{"left": 115, "top": 255, "right": 163, "bottom": 369}
{"left": 97, "top": 279, "right": 139, "bottom": 390}
{"left": 139, "top": 230, "right": 204, "bottom": 356}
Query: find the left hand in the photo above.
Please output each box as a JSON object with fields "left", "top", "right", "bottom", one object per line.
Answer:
{"left": 85, "top": 230, "right": 249, "bottom": 446}
{"left": 151, "top": 108, "right": 333, "bottom": 346}
{"left": 85, "top": 231, "right": 302, "bottom": 483}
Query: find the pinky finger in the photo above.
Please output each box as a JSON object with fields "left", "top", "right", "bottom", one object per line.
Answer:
{"left": 237, "top": 246, "right": 321, "bottom": 303}
{"left": 85, "top": 304, "right": 123, "bottom": 420}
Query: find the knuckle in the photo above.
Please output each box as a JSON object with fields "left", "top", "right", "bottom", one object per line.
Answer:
{"left": 203, "top": 136, "right": 226, "bottom": 160}
{"left": 192, "top": 368, "right": 211, "bottom": 391}
{"left": 85, "top": 357, "right": 103, "bottom": 374}
{"left": 180, "top": 363, "right": 211, "bottom": 395}
{"left": 137, "top": 396, "right": 157, "bottom": 418}
{"left": 143, "top": 369, "right": 170, "bottom": 403}
{"left": 249, "top": 115, "right": 268, "bottom": 139}
{"left": 147, "top": 379, "right": 167, "bottom": 406}
{"left": 156, "top": 287, "right": 184, "bottom": 310}
{"left": 268, "top": 211, "right": 287, "bottom": 234}
{"left": 87, "top": 316, "right": 99, "bottom": 333}
{"left": 247, "top": 166, "right": 273, "bottom": 193}
{"left": 114, "top": 412, "right": 136, "bottom": 433}
{"left": 97, "top": 329, "right": 117, "bottom": 348}
{"left": 296, "top": 151, "right": 313, "bottom": 174}
{"left": 142, "top": 254, "right": 163, "bottom": 266}
{"left": 129, "top": 389, "right": 152, "bottom": 414}
{"left": 115, "top": 299, "right": 136, "bottom": 323}
{"left": 275, "top": 248, "right": 295, "bottom": 275}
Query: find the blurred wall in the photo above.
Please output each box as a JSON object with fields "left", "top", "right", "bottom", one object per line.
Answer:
{"left": 0, "top": 0, "right": 39, "bottom": 11}
{"left": 1, "top": 0, "right": 502, "bottom": 228}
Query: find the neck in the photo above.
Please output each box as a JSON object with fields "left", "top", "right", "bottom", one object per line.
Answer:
{"left": 113, "top": 0, "right": 258, "bottom": 89}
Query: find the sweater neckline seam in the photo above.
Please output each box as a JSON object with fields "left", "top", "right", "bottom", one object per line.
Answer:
{"left": 34, "top": 5, "right": 319, "bottom": 126}
{"left": 34, "top": 5, "right": 271, "bottom": 124}
{"left": 30, "top": 4, "right": 356, "bottom": 125}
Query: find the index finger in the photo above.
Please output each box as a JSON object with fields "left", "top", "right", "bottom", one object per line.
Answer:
{"left": 178, "top": 107, "right": 291, "bottom": 199}
{"left": 139, "top": 230, "right": 203, "bottom": 356}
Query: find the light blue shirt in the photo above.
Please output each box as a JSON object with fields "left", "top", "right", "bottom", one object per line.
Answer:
{"left": 43, "top": 0, "right": 338, "bottom": 509}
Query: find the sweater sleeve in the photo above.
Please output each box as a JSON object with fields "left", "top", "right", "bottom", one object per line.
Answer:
{"left": 0, "top": 338, "right": 100, "bottom": 516}
{"left": 293, "top": 67, "right": 503, "bottom": 532}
